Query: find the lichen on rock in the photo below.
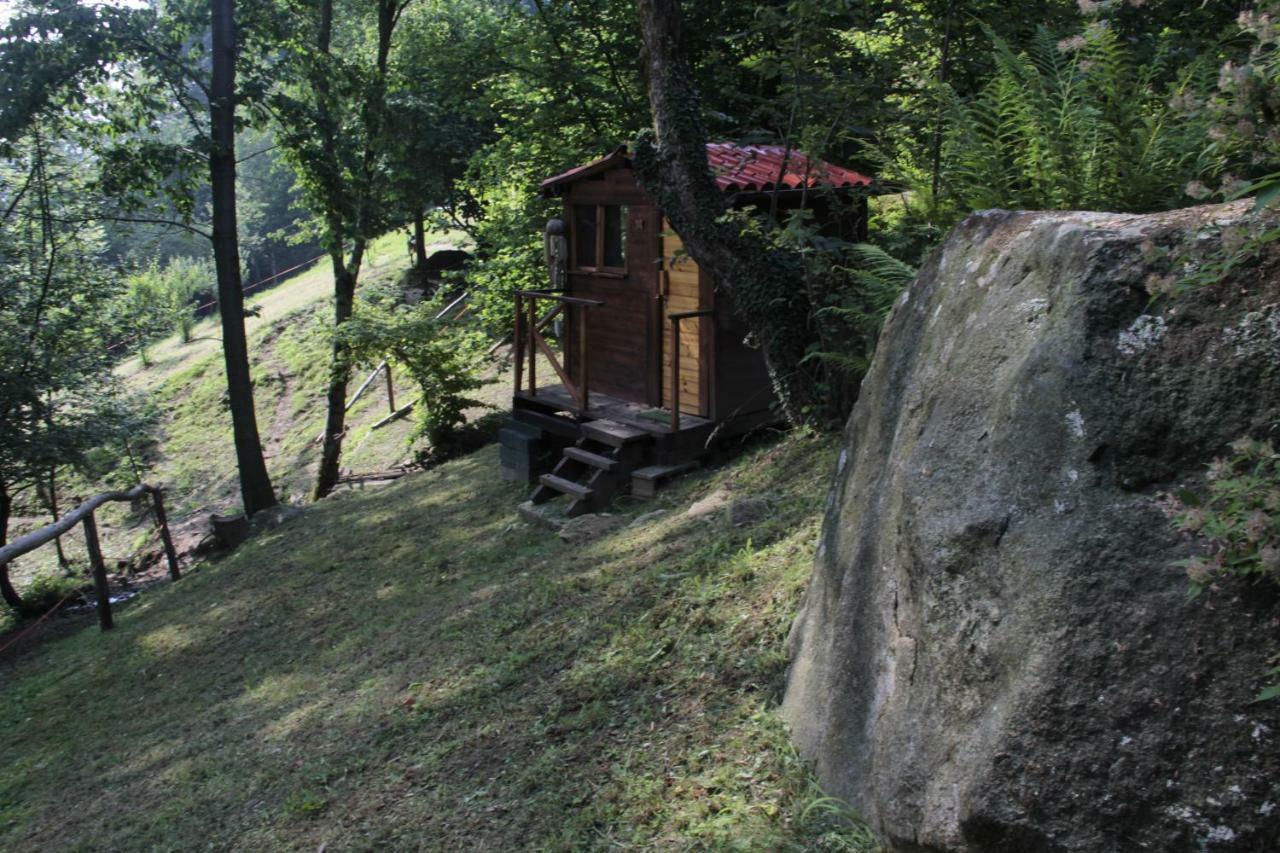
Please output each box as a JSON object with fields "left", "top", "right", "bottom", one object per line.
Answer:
{"left": 783, "top": 201, "right": 1280, "bottom": 852}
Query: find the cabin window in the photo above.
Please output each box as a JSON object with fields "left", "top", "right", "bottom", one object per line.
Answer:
{"left": 571, "top": 204, "right": 627, "bottom": 271}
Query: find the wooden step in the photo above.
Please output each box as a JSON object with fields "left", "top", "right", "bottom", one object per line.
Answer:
{"left": 538, "top": 473, "right": 593, "bottom": 500}
{"left": 563, "top": 447, "right": 618, "bottom": 471}
{"left": 631, "top": 461, "right": 699, "bottom": 498}
{"left": 581, "top": 419, "right": 649, "bottom": 447}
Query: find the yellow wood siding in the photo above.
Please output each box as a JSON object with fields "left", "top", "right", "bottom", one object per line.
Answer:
{"left": 661, "top": 220, "right": 705, "bottom": 416}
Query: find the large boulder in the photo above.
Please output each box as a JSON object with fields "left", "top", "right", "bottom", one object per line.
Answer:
{"left": 783, "top": 203, "right": 1280, "bottom": 852}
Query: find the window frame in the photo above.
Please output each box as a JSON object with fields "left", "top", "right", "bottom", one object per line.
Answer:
{"left": 570, "top": 203, "right": 627, "bottom": 274}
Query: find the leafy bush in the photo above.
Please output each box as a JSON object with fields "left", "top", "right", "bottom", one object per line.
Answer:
{"left": 729, "top": 204, "right": 915, "bottom": 423}
{"left": 1175, "top": 4, "right": 1280, "bottom": 290}
{"left": 1164, "top": 437, "right": 1280, "bottom": 701}
{"left": 17, "top": 573, "right": 86, "bottom": 618}
{"left": 1170, "top": 438, "right": 1280, "bottom": 596}
{"left": 118, "top": 256, "right": 215, "bottom": 351}
{"left": 341, "top": 296, "right": 491, "bottom": 449}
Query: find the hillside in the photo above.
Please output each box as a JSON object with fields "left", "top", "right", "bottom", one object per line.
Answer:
{"left": 5, "top": 232, "right": 505, "bottom": 596}
{"left": 0, "top": 431, "right": 879, "bottom": 850}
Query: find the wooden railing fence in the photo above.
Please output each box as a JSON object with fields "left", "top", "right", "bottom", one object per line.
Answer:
{"left": 0, "top": 484, "right": 180, "bottom": 632}
{"left": 513, "top": 289, "right": 603, "bottom": 417}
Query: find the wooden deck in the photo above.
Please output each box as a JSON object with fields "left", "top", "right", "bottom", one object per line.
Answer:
{"left": 513, "top": 384, "right": 711, "bottom": 436}
{"left": 513, "top": 382, "right": 718, "bottom": 468}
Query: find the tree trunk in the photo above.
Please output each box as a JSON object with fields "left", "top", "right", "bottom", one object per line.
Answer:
{"left": 210, "top": 0, "right": 277, "bottom": 516}
{"left": 0, "top": 482, "right": 23, "bottom": 613}
{"left": 414, "top": 208, "right": 428, "bottom": 269}
{"left": 44, "top": 468, "right": 68, "bottom": 568}
{"left": 313, "top": 241, "right": 366, "bottom": 499}
{"left": 929, "top": 0, "right": 958, "bottom": 202}
{"left": 632, "top": 0, "right": 818, "bottom": 426}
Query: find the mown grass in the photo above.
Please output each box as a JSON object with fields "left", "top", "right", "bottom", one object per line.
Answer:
{"left": 0, "top": 432, "right": 879, "bottom": 851}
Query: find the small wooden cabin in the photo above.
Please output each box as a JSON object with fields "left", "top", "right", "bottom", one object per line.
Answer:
{"left": 502, "top": 142, "right": 872, "bottom": 515}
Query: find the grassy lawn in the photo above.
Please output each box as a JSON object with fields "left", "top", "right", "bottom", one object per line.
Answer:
{"left": 0, "top": 432, "right": 879, "bottom": 851}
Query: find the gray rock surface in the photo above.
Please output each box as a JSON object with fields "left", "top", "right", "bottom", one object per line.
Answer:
{"left": 558, "top": 513, "right": 623, "bottom": 544}
{"left": 686, "top": 488, "right": 733, "bottom": 520}
{"left": 783, "top": 203, "right": 1280, "bottom": 852}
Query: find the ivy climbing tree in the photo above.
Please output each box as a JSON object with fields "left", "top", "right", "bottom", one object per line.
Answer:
{"left": 632, "top": 0, "right": 820, "bottom": 426}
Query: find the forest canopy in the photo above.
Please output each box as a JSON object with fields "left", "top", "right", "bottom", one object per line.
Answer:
{"left": 0, "top": 0, "right": 1276, "bottom": 609}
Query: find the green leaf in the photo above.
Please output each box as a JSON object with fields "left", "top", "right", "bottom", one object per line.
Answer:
{"left": 1255, "top": 183, "right": 1280, "bottom": 211}
{"left": 1254, "top": 684, "right": 1280, "bottom": 702}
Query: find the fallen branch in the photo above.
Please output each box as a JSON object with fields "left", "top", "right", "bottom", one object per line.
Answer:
{"left": 371, "top": 398, "right": 419, "bottom": 430}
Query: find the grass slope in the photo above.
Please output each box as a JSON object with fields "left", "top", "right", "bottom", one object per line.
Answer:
{"left": 7, "top": 231, "right": 501, "bottom": 596}
{"left": 0, "top": 433, "right": 878, "bottom": 851}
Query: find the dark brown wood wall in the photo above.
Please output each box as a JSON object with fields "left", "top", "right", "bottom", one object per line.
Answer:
{"left": 563, "top": 169, "right": 661, "bottom": 407}
{"left": 712, "top": 283, "right": 775, "bottom": 420}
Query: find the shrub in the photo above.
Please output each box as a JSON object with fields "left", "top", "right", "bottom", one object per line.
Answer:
{"left": 118, "top": 257, "right": 215, "bottom": 349}
{"left": 1164, "top": 437, "right": 1280, "bottom": 701}
{"left": 17, "top": 573, "right": 87, "bottom": 618}
{"left": 341, "top": 296, "right": 491, "bottom": 449}
{"left": 1169, "top": 438, "right": 1280, "bottom": 596}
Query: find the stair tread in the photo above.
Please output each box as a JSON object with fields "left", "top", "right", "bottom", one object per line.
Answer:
{"left": 581, "top": 419, "right": 650, "bottom": 446}
{"left": 563, "top": 447, "right": 619, "bottom": 470}
{"left": 538, "top": 473, "right": 593, "bottom": 498}
{"left": 632, "top": 461, "right": 699, "bottom": 481}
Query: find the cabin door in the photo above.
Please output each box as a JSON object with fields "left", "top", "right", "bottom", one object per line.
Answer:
{"left": 660, "top": 220, "right": 708, "bottom": 418}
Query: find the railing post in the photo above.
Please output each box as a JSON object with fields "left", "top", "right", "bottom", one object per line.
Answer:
{"left": 578, "top": 304, "right": 589, "bottom": 416}
{"left": 151, "top": 488, "right": 181, "bottom": 581}
{"left": 385, "top": 362, "right": 396, "bottom": 413}
{"left": 513, "top": 293, "right": 523, "bottom": 396}
{"left": 82, "top": 511, "right": 113, "bottom": 632}
{"left": 527, "top": 296, "right": 537, "bottom": 395}
{"left": 671, "top": 317, "right": 681, "bottom": 433}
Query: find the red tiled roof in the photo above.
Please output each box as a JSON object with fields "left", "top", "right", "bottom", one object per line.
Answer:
{"left": 539, "top": 143, "right": 872, "bottom": 197}
{"left": 705, "top": 143, "right": 872, "bottom": 192}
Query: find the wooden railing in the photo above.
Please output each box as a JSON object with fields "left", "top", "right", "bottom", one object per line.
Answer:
{"left": 513, "top": 289, "right": 603, "bottom": 417}
{"left": 0, "top": 484, "right": 180, "bottom": 632}
{"left": 668, "top": 309, "right": 712, "bottom": 432}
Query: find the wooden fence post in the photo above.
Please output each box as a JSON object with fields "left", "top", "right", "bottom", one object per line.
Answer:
{"left": 528, "top": 296, "right": 537, "bottom": 395}
{"left": 82, "top": 512, "right": 113, "bottom": 631}
{"left": 513, "top": 293, "right": 523, "bottom": 395}
{"left": 150, "top": 489, "right": 181, "bottom": 581}
{"left": 385, "top": 362, "right": 396, "bottom": 413}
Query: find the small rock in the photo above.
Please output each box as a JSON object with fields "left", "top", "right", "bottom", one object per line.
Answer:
{"left": 628, "top": 509, "right": 668, "bottom": 528}
{"left": 686, "top": 488, "right": 733, "bottom": 520}
{"left": 210, "top": 512, "right": 250, "bottom": 549}
{"left": 558, "top": 513, "right": 623, "bottom": 544}
{"left": 250, "top": 504, "right": 304, "bottom": 533}
{"left": 729, "top": 497, "right": 771, "bottom": 527}
{"left": 517, "top": 500, "right": 565, "bottom": 531}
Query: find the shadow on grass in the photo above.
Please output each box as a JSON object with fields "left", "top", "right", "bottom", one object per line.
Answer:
{"left": 0, "top": 436, "right": 877, "bottom": 851}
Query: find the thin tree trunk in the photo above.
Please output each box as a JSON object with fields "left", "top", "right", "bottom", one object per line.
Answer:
{"left": 311, "top": 0, "right": 395, "bottom": 498}
{"left": 632, "top": 0, "right": 818, "bottom": 426}
{"left": 414, "top": 209, "right": 428, "bottom": 269}
{"left": 0, "top": 482, "right": 23, "bottom": 613}
{"left": 929, "top": 0, "right": 958, "bottom": 202}
{"left": 210, "top": 0, "right": 277, "bottom": 515}
{"left": 45, "top": 468, "right": 68, "bottom": 568}
{"left": 313, "top": 242, "right": 366, "bottom": 499}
